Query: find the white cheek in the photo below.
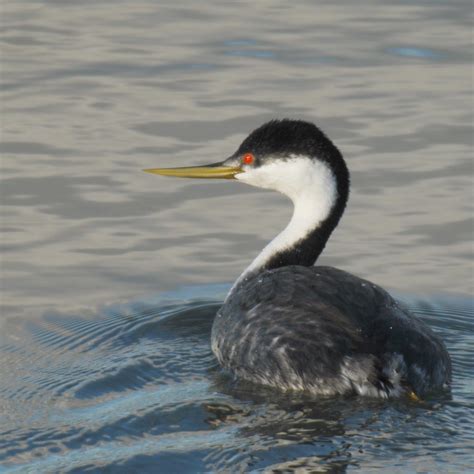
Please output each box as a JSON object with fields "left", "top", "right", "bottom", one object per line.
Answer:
{"left": 235, "top": 156, "right": 335, "bottom": 202}
{"left": 236, "top": 160, "right": 301, "bottom": 193}
{"left": 236, "top": 165, "right": 282, "bottom": 190}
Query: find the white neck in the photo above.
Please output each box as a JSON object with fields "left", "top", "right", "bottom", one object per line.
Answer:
{"left": 228, "top": 157, "right": 337, "bottom": 295}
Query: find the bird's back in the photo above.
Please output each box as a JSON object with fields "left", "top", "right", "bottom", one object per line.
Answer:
{"left": 211, "top": 266, "right": 451, "bottom": 398}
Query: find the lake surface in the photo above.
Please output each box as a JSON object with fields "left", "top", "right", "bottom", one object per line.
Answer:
{"left": 1, "top": 0, "right": 473, "bottom": 472}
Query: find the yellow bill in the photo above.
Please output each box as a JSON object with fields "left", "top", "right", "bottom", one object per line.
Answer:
{"left": 143, "top": 163, "right": 241, "bottom": 179}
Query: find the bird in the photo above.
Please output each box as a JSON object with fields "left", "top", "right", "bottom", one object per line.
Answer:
{"left": 144, "top": 119, "right": 451, "bottom": 399}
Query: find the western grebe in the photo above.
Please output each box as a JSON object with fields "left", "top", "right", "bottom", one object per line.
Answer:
{"left": 145, "top": 119, "right": 451, "bottom": 399}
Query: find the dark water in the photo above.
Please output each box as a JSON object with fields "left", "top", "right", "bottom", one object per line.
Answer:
{"left": 1, "top": 0, "right": 473, "bottom": 472}
{"left": 0, "top": 287, "right": 473, "bottom": 472}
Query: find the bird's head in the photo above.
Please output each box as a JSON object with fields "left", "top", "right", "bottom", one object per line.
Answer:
{"left": 144, "top": 119, "right": 349, "bottom": 205}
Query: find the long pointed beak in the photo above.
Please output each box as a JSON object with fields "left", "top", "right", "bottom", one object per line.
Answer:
{"left": 143, "top": 161, "right": 242, "bottom": 179}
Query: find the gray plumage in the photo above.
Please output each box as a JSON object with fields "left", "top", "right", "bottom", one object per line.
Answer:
{"left": 212, "top": 266, "right": 451, "bottom": 398}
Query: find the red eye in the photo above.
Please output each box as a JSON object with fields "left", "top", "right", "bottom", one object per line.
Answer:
{"left": 242, "top": 153, "right": 255, "bottom": 165}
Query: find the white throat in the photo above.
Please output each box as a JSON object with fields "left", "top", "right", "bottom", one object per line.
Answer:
{"left": 229, "top": 156, "right": 338, "bottom": 293}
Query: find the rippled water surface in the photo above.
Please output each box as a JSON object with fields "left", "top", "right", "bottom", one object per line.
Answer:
{"left": 1, "top": 0, "right": 473, "bottom": 472}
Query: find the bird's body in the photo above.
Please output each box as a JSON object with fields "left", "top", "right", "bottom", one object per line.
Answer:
{"left": 145, "top": 119, "right": 451, "bottom": 399}
{"left": 213, "top": 266, "right": 450, "bottom": 398}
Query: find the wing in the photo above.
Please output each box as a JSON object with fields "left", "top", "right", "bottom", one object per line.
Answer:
{"left": 212, "top": 265, "right": 451, "bottom": 397}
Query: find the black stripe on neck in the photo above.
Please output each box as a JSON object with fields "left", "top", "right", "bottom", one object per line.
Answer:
{"left": 262, "top": 161, "right": 349, "bottom": 272}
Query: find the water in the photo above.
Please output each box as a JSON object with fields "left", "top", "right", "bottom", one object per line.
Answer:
{"left": 1, "top": 0, "right": 473, "bottom": 472}
{"left": 1, "top": 290, "right": 473, "bottom": 472}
